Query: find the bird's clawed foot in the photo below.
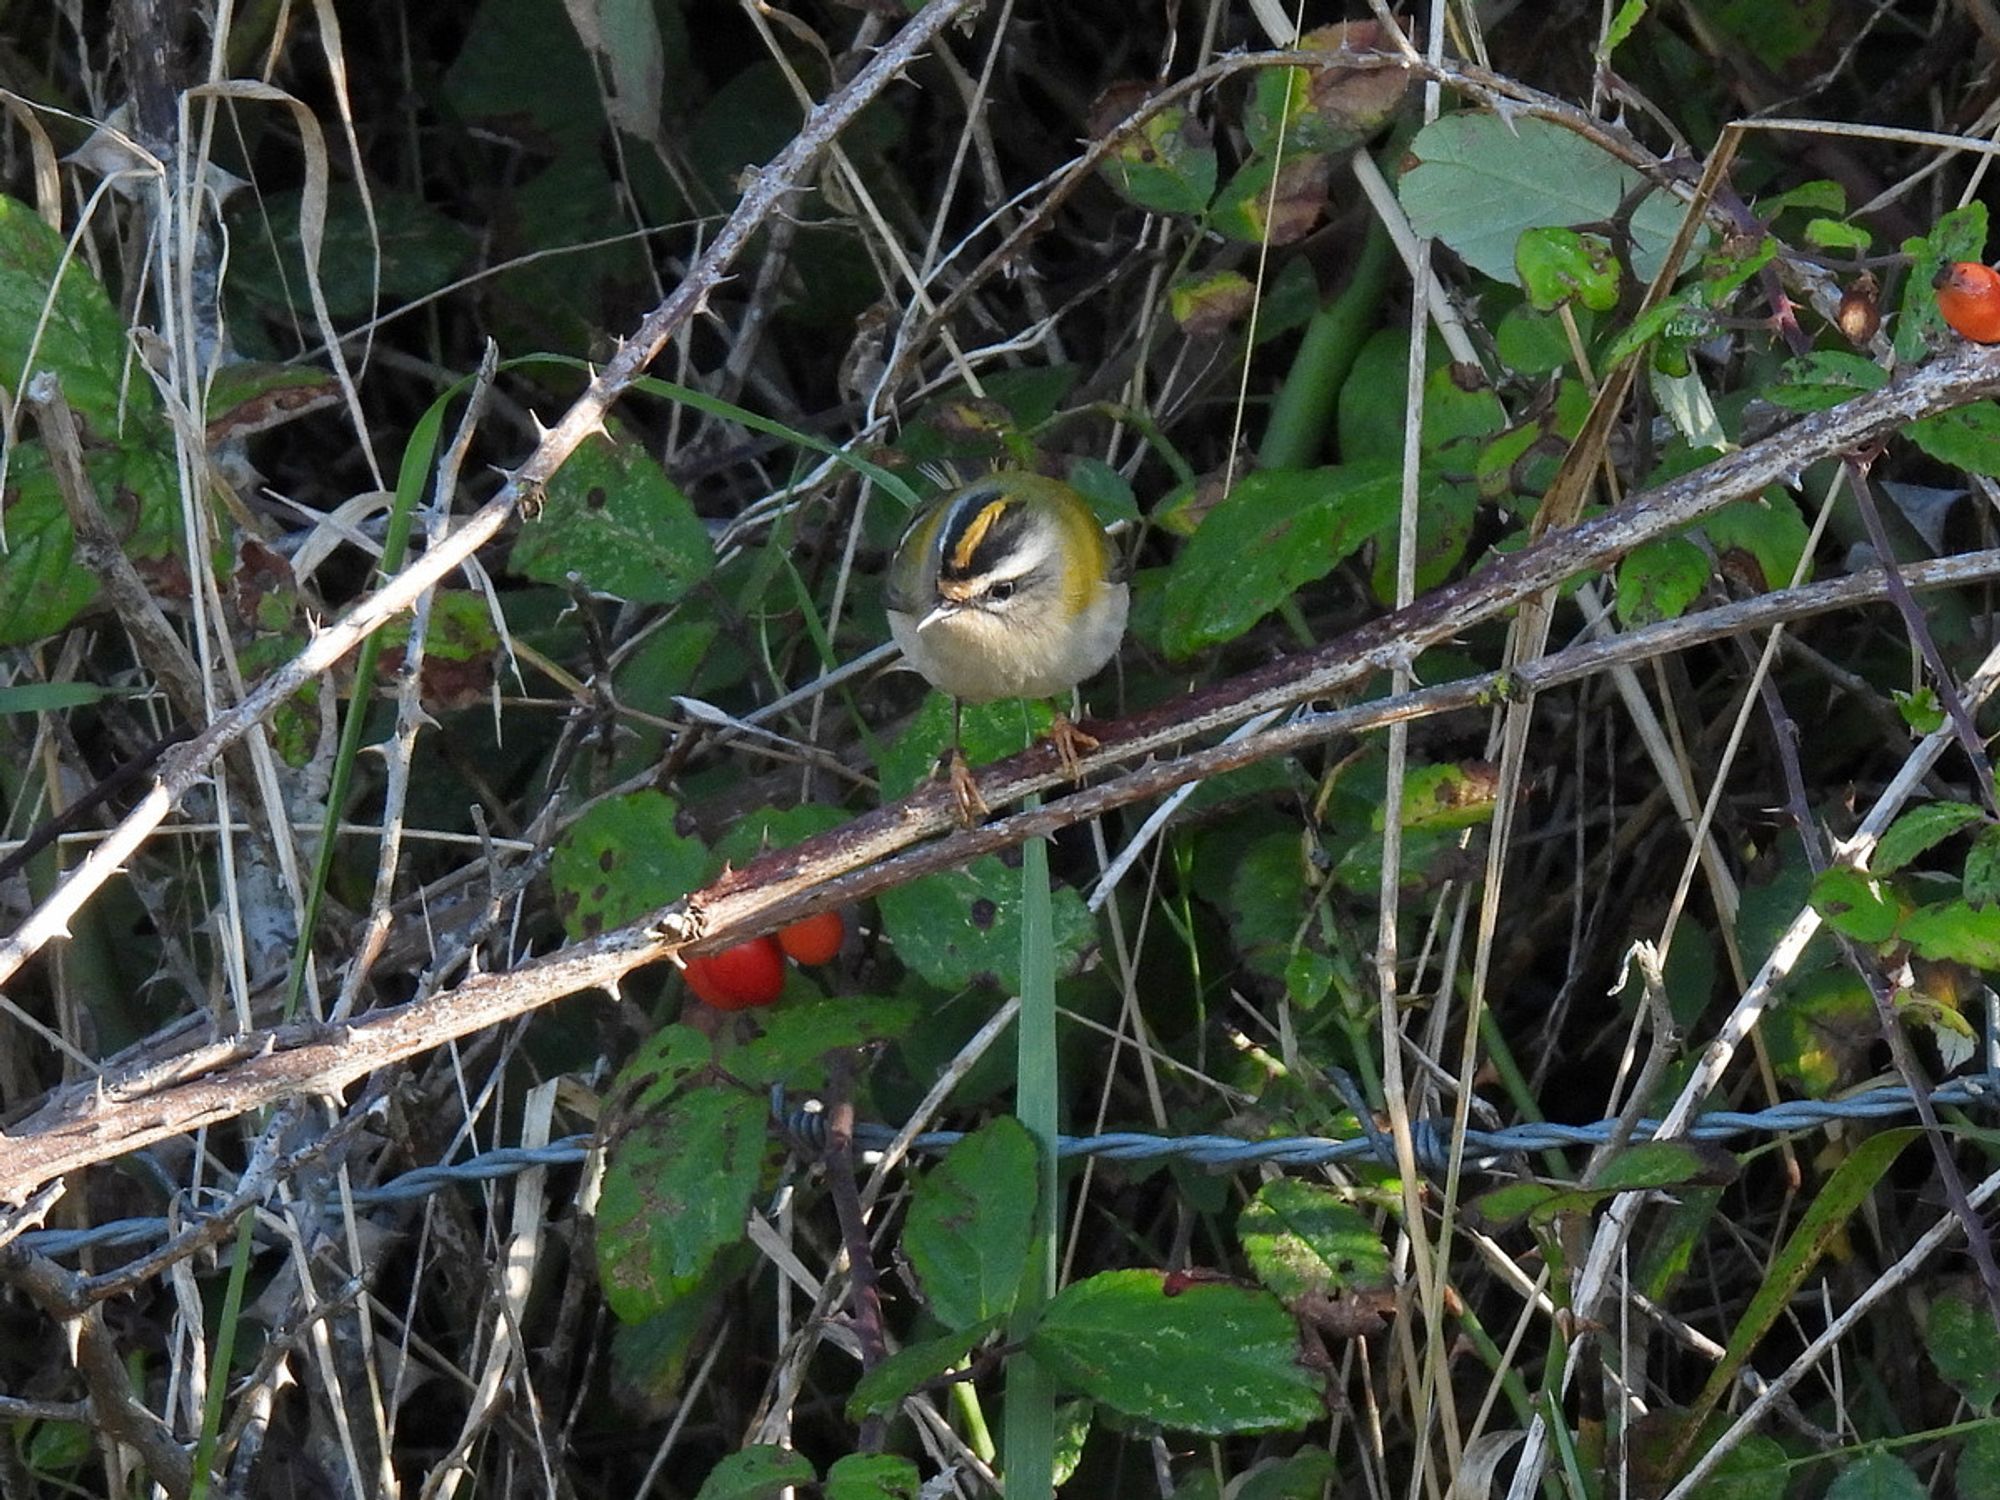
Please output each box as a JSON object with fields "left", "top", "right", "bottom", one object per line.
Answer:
{"left": 1048, "top": 712, "right": 1100, "bottom": 785}
{"left": 946, "top": 748, "right": 989, "bottom": 825}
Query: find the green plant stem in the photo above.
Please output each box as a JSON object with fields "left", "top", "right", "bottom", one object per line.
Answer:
{"left": 1005, "top": 789, "right": 1059, "bottom": 1498}
{"left": 1258, "top": 210, "right": 1395, "bottom": 470}
{"left": 187, "top": 1210, "right": 256, "bottom": 1499}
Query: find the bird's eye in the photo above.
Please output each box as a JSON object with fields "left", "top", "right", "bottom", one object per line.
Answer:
{"left": 987, "top": 579, "right": 1017, "bottom": 602}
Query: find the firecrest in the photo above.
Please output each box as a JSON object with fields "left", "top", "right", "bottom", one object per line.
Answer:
{"left": 884, "top": 473, "right": 1128, "bottom": 818}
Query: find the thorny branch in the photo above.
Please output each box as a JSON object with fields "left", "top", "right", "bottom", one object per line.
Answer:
{"left": 4, "top": 341, "right": 2000, "bottom": 1203}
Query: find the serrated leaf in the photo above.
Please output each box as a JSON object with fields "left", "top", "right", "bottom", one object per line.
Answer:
{"left": 1809, "top": 866, "right": 1901, "bottom": 944}
{"left": 1957, "top": 1427, "right": 2000, "bottom": 1499}
{"left": 1706, "top": 493, "right": 1810, "bottom": 591}
{"left": 1241, "top": 1450, "right": 1339, "bottom": 1500}
{"left": 0, "top": 194, "right": 150, "bottom": 433}
{"left": 1240, "top": 1179, "right": 1390, "bottom": 1302}
{"left": 0, "top": 438, "right": 182, "bottom": 647}
{"left": 824, "top": 1453, "right": 922, "bottom": 1500}
{"left": 596, "top": 1086, "right": 770, "bottom": 1322}
{"left": 1826, "top": 1451, "right": 1925, "bottom": 1500}
{"left": 847, "top": 1320, "right": 998, "bottom": 1420}
{"left": 1966, "top": 825, "right": 2000, "bottom": 907}
{"left": 1927, "top": 1285, "right": 2000, "bottom": 1411}
{"left": 551, "top": 790, "right": 707, "bottom": 940}
{"left": 513, "top": 434, "right": 715, "bottom": 604}
{"left": 1907, "top": 403, "right": 2000, "bottom": 477}
{"left": 1092, "top": 94, "right": 1217, "bottom": 217}
{"left": 1805, "top": 217, "right": 1871, "bottom": 251}
{"left": 905, "top": 1118, "right": 1037, "bottom": 1329}
{"left": 1161, "top": 464, "right": 1400, "bottom": 658}
{"left": 1399, "top": 114, "right": 1693, "bottom": 287}
{"left": 1515, "top": 227, "right": 1620, "bottom": 312}
{"left": 1767, "top": 351, "right": 1889, "bottom": 412}
{"left": 692, "top": 1445, "right": 817, "bottom": 1500}
{"left": 1208, "top": 152, "right": 1330, "bottom": 246}
{"left": 1616, "top": 534, "right": 1708, "bottom": 626}
{"left": 1871, "top": 802, "right": 1985, "bottom": 876}
{"left": 733, "top": 996, "right": 917, "bottom": 1092}
{"left": 879, "top": 859, "right": 1095, "bottom": 993}
{"left": 1902, "top": 899, "right": 2000, "bottom": 968}
{"left": 1027, "top": 1270, "right": 1320, "bottom": 1434}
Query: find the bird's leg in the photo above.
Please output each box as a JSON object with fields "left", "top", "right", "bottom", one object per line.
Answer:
{"left": 944, "top": 698, "right": 988, "bottom": 824}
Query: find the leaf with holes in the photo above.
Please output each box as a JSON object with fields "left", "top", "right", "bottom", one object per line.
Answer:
{"left": 513, "top": 433, "right": 714, "bottom": 604}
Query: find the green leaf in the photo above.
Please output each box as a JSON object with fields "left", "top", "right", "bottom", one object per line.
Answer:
{"left": 847, "top": 1320, "right": 998, "bottom": 1420}
{"left": 691, "top": 1445, "right": 817, "bottom": 1500}
{"left": 550, "top": 790, "right": 708, "bottom": 940}
{"left": 905, "top": 1118, "right": 1037, "bottom": 1329}
{"left": 0, "top": 194, "right": 151, "bottom": 433}
{"left": 1809, "top": 866, "right": 1901, "bottom": 944}
{"left": 1027, "top": 1270, "right": 1320, "bottom": 1434}
{"left": 1901, "top": 899, "right": 2000, "bottom": 968}
{"left": 1515, "top": 227, "right": 1621, "bottom": 312}
{"left": 824, "top": 1453, "right": 922, "bottom": 1500}
{"left": 1957, "top": 1427, "right": 2000, "bottom": 1500}
{"left": 513, "top": 434, "right": 715, "bottom": 604}
{"left": 1927, "top": 1285, "right": 2000, "bottom": 1411}
{"left": 1235, "top": 1448, "right": 1339, "bottom": 1500}
{"left": 1240, "top": 1179, "right": 1391, "bottom": 1302}
{"left": 732, "top": 1000, "right": 917, "bottom": 1097}
{"left": 1161, "top": 464, "right": 1400, "bottom": 658}
{"left": 0, "top": 682, "right": 124, "bottom": 713}
{"left": 1208, "top": 152, "right": 1330, "bottom": 247}
{"left": 607, "top": 1255, "right": 735, "bottom": 1403}
{"left": 1616, "top": 534, "right": 1708, "bottom": 626}
{"left": 1687, "top": 1131, "right": 1920, "bottom": 1434}
{"left": 1805, "top": 217, "right": 1872, "bottom": 252}
{"left": 1765, "top": 970, "right": 1876, "bottom": 1097}
{"left": 1825, "top": 1451, "right": 1925, "bottom": 1500}
{"left": 1871, "top": 802, "right": 1985, "bottom": 876}
{"left": 708, "top": 804, "right": 849, "bottom": 880}
{"left": 1374, "top": 761, "right": 1500, "bottom": 832}
{"left": 1907, "top": 403, "right": 2000, "bottom": 477}
{"left": 1705, "top": 493, "right": 1810, "bottom": 591}
{"left": 226, "top": 184, "right": 475, "bottom": 320}
{"left": 1897, "top": 686, "right": 1946, "bottom": 735}
{"left": 879, "top": 860, "right": 1096, "bottom": 993}
{"left": 1697, "top": 1432, "right": 1791, "bottom": 1500}
{"left": 0, "top": 438, "right": 182, "bottom": 647}
{"left": 596, "top": 1086, "right": 770, "bottom": 1322}
{"left": 1095, "top": 101, "right": 1217, "bottom": 217}
{"left": 1368, "top": 479, "right": 1478, "bottom": 602}
{"left": 1898, "top": 205, "right": 1989, "bottom": 363}
{"left": 1399, "top": 114, "right": 1694, "bottom": 286}
{"left": 1598, "top": 0, "right": 1648, "bottom": 60}
{"left": 1767, "top": 351, "right": 1890, "bottom": 412}
{"left": 1967, "top": 824, "right": 2000, "bottom": 906}
{"left": 1168, "top": 269, "right": 1256, "bottom": 337}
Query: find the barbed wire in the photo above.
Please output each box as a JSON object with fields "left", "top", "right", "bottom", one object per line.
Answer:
{"left": 14, "top": 1074, "right": 1996, "bottom": 1260}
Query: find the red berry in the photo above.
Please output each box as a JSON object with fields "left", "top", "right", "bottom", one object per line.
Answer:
{"left": 683, "top": 936, "right": 785, "bottom": 1010}
{"left": 778, "top": 910, "right": 845, "bottom": 966}
{"left": 1934, "top": 261, "right": 2000, "bottom": 343}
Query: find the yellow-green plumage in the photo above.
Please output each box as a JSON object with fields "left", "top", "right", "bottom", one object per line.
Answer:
{"left": 886, "top": 474, "right": 1127, "bottom": 704}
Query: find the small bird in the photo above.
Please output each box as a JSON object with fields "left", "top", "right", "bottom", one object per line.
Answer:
{"left": 885, "top": 473, "right": 1129, "bottom": 820}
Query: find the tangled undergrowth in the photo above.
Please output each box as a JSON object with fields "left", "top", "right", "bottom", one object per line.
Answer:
{"left": 2, "top": 1, "right": 2000, "bottom": 1497}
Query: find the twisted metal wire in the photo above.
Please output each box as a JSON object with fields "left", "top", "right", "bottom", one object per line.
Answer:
{"left": 15, "top": 1074, "right": 1996, "bottom": 1259}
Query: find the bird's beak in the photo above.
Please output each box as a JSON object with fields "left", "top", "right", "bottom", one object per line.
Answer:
{"left": 917, "top": 601, "right": 957, "bottom": 632}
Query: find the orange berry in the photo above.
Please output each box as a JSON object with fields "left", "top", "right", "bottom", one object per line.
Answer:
{"left": 683, "top": 936, "right": 785, "bottom": 1010}
{"left": 1933, "top": 261, "right": 2000, "bottom": 343}
{"left": 778, "top": 910, "right": 846, "bottom": 966}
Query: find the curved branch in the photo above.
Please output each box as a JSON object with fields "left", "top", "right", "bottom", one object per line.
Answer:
{"left": 4, "top": 343, "right": 2000, "bottom": 1204}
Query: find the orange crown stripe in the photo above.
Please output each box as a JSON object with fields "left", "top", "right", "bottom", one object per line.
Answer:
{"left": 947, "top": 497, "right": 1012, "bottom": 573}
